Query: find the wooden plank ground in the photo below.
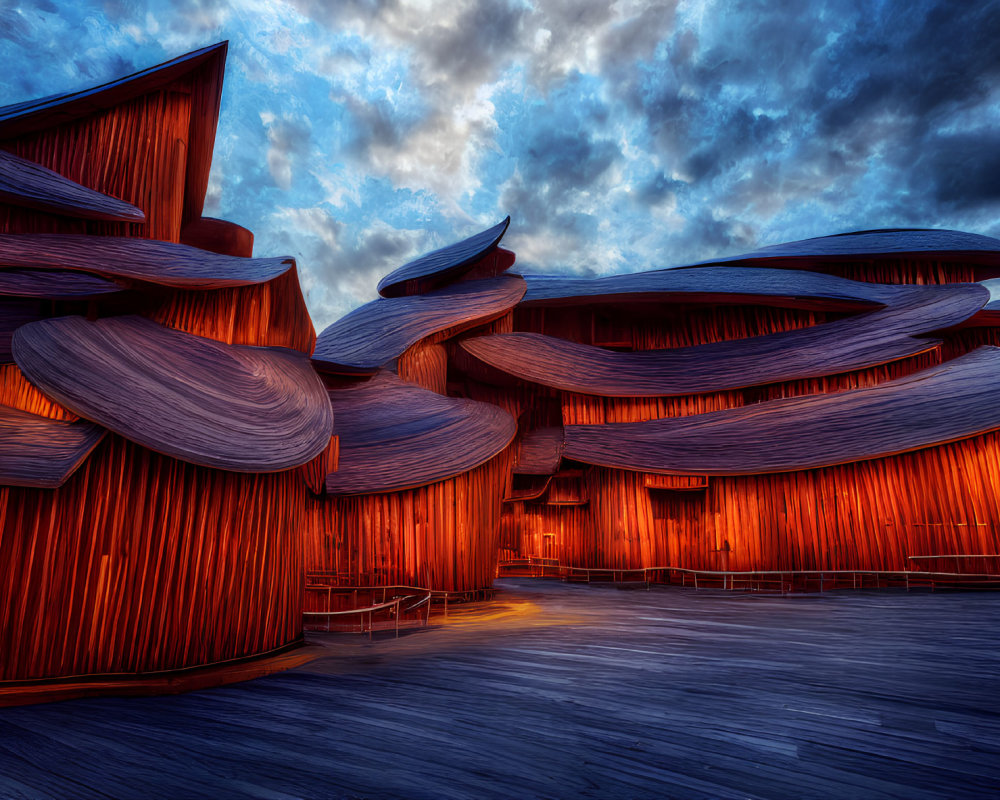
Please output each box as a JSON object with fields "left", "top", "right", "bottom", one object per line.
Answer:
{"left": 1, "top": 579, "right": 998, "bottom": 799}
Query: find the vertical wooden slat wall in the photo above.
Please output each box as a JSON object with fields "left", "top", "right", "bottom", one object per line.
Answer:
{"left": 496, "top": 284, "right": 1000, "bottom": 578}
{"left": 0, "top": 55, "right": 315, "bottom": 693}
{"left": 305, "top": 448, "right": 514, "bottom": 594}
{"left": 0, "top": 435, "right": 304, "bottom": 682}
{"left": 1, "top": 84, "right": 195, "bottom": 241}
{"left": 143, "top": 266, "right": 317, "bottom": 354}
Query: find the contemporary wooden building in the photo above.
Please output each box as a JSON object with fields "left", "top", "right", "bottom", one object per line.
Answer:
{"left": 452, "top": 230, "right": 1000, "bottom": 587}
{"left": 0, "top": 44, "right": 332, "bottom": 704}
{"left": 307, "top": 220, "right": 520, "bottom": 601}
{"left": 5, "top": 42, "right": 1000, "bottom": 706}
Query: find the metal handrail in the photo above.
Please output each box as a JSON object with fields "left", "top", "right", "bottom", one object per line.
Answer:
{"left": 907, "top": 554, "right": 1000, "bottom": 560}
{"left": 499, "top": 558, "right": 1000, "bottom": 590}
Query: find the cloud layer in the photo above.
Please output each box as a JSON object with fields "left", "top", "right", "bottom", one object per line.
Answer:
{"left": 2, "top": 0, "right": 999, "bottom": 330}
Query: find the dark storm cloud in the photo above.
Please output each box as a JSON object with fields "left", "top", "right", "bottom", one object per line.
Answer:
{"left": 912, "top": 131, "right": 1000, "bottom": 210}
{"left": 606, "top": 0, "right": 1000, "bottom": 253}
{"left": 499, "top": 71, "right": 622, "bottom": 269}
{"left": 814, "top": 3, "right": 1000, "bottom": 137}
{"left": 523, "top": 128, "right": 620, "bottom": 193}
{"left": 637, "top": 172, "right": 684, "bottom": 206}
{"left": 291, "top": 0, "right": 527, "bottom": 92}
{"left": 348, "top": 226, "right": 415, "bottom": 282}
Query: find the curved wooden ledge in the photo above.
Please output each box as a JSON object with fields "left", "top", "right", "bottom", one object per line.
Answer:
{"left": 462, "top": 282, "right": 988, "bottom": 397}
{"left": 504, "top": 475, "right": 552, "bottom": 502}
{"left": 0, "top": 234, "right": 293, "bottom": 289}
{"left": 563, "top": 347, "right": 1000, "bottom": 475}
{"left": 0, "top": 404, "right": 105, "bottom": 488}
{"left": 324, "top": 370, "right": 517, "bottom": 495}
{"left": 0, "top": 639, "right": 314, "bottom": 708}
{"left": 12, "top": 315, "right": 333, "bottom": 472}
{"left": 313, "top": 274, "right": 526, "bottom": 375}
{"left": 687, "top": 228, "right": 1000, "bottom": 268}
{"left": 0, "top": 149, "right": 145, "bottom": 222}
{"left": 0, "top": 268, "right": 122, "bottom": 298}
{"left": 521, "top": 266, "right": 898, "bottom": 310}
{"left": 377, "top": 217, "right": 511, "bottom": 297}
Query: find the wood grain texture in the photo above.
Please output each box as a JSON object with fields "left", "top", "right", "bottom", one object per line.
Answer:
{"left": 376, "top": 216, "right": 510, "bottom": 297}
{"left": 143, "top": 265, "right": 317, "bottom": 354}
{"left": 179, "top": 216, "right": 253, "bottom": 258}
{"left": 562, "top": 346, "right": 1000, "bottom": 475}
{"left": 0, "top": 435, "right": 304, "bottom": 682}
{"left": 12, "top": 314, "right": 333, "bottom": 472}
{"left": 0, "top": 234, "right": 292, "bottom": 288}
{"left": 689, "top": 228, "right": 1000, "bottom": 268}
{"left": 505, "top": 432, "right": 1000, "bottom": 577}
{"left": 0, "top": 149, "right": 145, "bottom": 222}
{"left": 521, "top": 266, "right": 898, "bottom": 310}
{"left": 0, "top": 404, "right": 105, "bottom": 488}
{"left": 0, "top": 42, "right": 225, "bottom": 229}
{"left": 504, "top": 474, "right": 552, "bottom": 502}
{"left": 0, "top": 268, "right": 121, "bottom": 298}
{"left": 324, "top": 369, "right": 517, "bottom": 495}
{"left": 307, "top": 448, "right": 514, "bottom": 592}
{"left": 463, "top": 282, "right": 988, "bottom": 396}
{"left": 313, "top": 274, "right": 526, "bottom": 374}
{"left": 1, "top": 583, "right": 998, "bottom": 799}
{"left": 513, "top": 426, "right": 564, "bottom": 474}
{"left": 0, "top": 363, "right": 78, "bottom": 421}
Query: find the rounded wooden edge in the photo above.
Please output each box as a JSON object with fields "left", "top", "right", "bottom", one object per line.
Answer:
{"left": 0, "top": 639, "right": 320, "bottom": 708}
{"left": 376, "top": 216, "right": 511, "bottom": 298}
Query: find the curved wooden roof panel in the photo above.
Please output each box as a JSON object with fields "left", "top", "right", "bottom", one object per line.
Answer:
{"left": 0, "top": 149, "right": 145, "bottom": 222}
{"left": 12, "top": 315, "right": 333, "bottom": 472}
{"left": 0, "top": 404, "right": 105, "bottom": 488}
{"left": 0, "top": 234, "right": 293, "bottom": 288}
{"left": 522, "top": 266, "right": 905, "bottom": 310}
{"left": 563, "top": 347, "right": 1000, "bottom": 475}
{"left": 377, "top": 217, "right": 511, "bottom": 297}
{"left": 0, "top": 42, "right": 227, "bottom": 226}
{"left": 0, "top": 43, "right": 226, "bottom": 136}
{"left": 325, "top": 370, "right": 517, "bottom": 495}
{"left": 462, "top": 282, "right": 988, "bottom": 397}
{"left": 689, "top": 229, "right": 1000, "bottom": 268}
{"left": 0, "top": 269, "right": 122, "bottom": 298}
{"left": 313, "top": 274, "right": 526, "bottom": 375}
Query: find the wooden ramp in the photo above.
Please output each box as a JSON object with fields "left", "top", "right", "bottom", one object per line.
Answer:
{"left": 0, "top": 580, "right": 997, "bottom": 799}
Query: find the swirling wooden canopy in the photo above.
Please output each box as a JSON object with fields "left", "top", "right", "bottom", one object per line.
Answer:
{"left": 0, "top": 149, "right": 145, "bottom": 222}
{"left": 324, "top": 370, "right": 517, "bottom": 495}
{"left": 0, "top": 268, "right": 122, "bottom": 298}
{"left": 461, "top": 281, "right": 989, "bottom": 397}
{"left": 0, "top": 404, "right": 105, "bottom": 488}
{"left": 12, "top": 314, "right": 333, "bottom": 472}
{"left": 313, "top": 274, "right": 526, "bottom": 375}
{"left": 376, "top": 217, "right": 511, "bottom": 298}
{"left": 520, "top": 266, "right": 897, "bottom": 310}
{"left": 0, "top": 234, "right": 293, "bottom": 289}
{"left": 687, "top": 228, "right": 1000, "bottom": 268}
{"left": 562, "top": 347, "right": 1000, "bottom": 475}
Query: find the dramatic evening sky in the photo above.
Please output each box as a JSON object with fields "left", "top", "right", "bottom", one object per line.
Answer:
{"left": 2, "top": 1, "right": 999, "bottom": 330}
